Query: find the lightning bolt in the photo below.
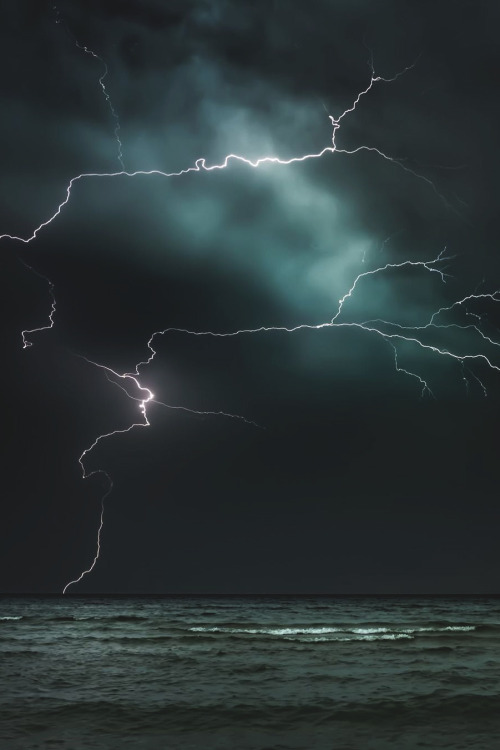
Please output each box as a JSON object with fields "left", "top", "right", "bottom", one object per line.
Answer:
{"left": 136, "top": 251, "right": 500, "bottom": 399}
{"left": 141, "top": 284, "right": 500, "bottom": 399}
{"left": 62, "top": 355, "right": 260, "bottom": 592}
{"left": 62, "top": 359, "right": 153, "bottom": 593}
{"left": 73, "top": 42, "right": 125, "bottom": 171}
{"left": 390, "top": 342, "right": 434, "bottom": 399}
{"left": 62, "top": 478, "right": 110, "bottom": 595}
{"left": 3, "top": 51, "right": 499, "bottom": 591}
{"left": 0, "top": 62, "right": 452, "bottom": 247}
{"left": 53, "top": 5, "right": 124, "bottom": 169}
{"left": 20, "top": 261, "right": 56, "bottom": 349}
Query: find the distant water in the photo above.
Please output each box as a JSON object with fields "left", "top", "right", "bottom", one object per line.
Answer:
{"left": 1, "top": 596, "right": 500, "bottom": 749}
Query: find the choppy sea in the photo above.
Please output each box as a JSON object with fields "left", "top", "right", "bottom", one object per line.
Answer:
{"left": 1, "top": 595, "right": 500, "bottom": 749}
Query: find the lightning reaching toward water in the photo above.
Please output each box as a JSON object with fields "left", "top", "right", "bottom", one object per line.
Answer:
{"left": 62, "top": 358, "right": 153, "bottom": 593}
{"left": 62, "top": 478, "right": 110, "bottom": 594}
{"left": 4, "top": 46, "right": 500, "bottom": 591}
{"left": 62, "top": 354, "right": 260, "bottom": 591}
{"left": 61, "top": 245, "right": 500, "bottom": 590}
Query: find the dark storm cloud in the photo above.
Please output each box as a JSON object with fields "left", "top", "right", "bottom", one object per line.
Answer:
{"left": 12, "top": 0, "right": 480, "bottom": 332}
{"left": 1, "top": 0, "right": 499, "bottom": 592}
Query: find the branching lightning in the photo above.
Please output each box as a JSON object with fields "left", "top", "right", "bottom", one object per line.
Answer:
{"left": 138, "top": 251, "right": 500, "bottom": 403}
{"left": 0, "top": 63, "right": 449, "bottom": 247}
{"left": 61, "top": 354, "right": 260, "bottom": 592}
{"left": 4, "top": 49, "right": 500, "bottom": 591}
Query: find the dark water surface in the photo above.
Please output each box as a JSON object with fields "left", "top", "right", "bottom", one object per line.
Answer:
{"left": 1, "top": 595, "right": 500, "bottom": 749}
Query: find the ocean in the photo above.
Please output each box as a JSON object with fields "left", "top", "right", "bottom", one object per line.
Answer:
{"left": 1, "top": 595, "right": 499, "bottom": 749}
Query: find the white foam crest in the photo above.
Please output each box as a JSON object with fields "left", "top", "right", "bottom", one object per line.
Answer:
{"left": 401, "top": 625, "right": 476, "bottom": 633}
{"left": 189, "top": 623, "right": 477, "bottom": 637}
{"left": 287, "top": 633, "right": 414, "bottom": 642}
{"left": 441, "top": 625, "right": 476, "bottom": 632}
{"left": 358, "top": 633, "right": 414, "bottom": 641}
{"left": 0, "top": 616, "right": 23, "bottom": 621}
{"left": 339, "top": 633, "right": 414, "bottom": 642}
{"left": 352, "top": 627, "right": 390, "bottom": 634}
{"left": 189, "top": 626, "right": 343, "bottom": 635}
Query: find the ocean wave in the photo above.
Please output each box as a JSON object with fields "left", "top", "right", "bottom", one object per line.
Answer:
{"left": 2, "top": 614, "right": 152, "bottom": 624}
{"left": 302, "top": 633, "right": 414, "bottom": 642}
{"left": 400, "top": 625, "right": 476, "bottom": 634}
{"left": 5, "top": 692, "right": 500, "bottom": 731}
{"left": 77, "top": 615, "right": 151, "bottom": 623}
{"left": 190, "top": 626, "right": 344, "bottom": 635}
{"left": 0, "top": 648, "right": 42, "bottom": 655}
{"left": 60, "top": 614, "right": 150, "bottom": 623}
{"left": 188, "top": 624, "right": 477, "bottom": 638}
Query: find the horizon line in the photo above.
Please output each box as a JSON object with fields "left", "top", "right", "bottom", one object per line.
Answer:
{"left": 1, "top": 592, "right": 499, "bottom": 598}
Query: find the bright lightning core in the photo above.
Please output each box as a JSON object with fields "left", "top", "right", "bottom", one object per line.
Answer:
{"left": 3, "top": 40, "right": 499, "bottom": 593}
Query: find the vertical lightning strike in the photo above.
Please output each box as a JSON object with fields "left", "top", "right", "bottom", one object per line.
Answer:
{"left": 54, "top": 5, "right": 124, "bottom": 169}
{"left": 62, "top": 355, "right": 259, "bottom": 592}
{"left": 62, "top": 359, "right": 153, "bottom": 593}
{"left": 20, "top": 261, "right": 56, "bottom": 349}
{"left": 61, "top": 477, "right": 110, "bottom": 595}
{"left": 74, "top": 42, "right": 125, "bottom": 170}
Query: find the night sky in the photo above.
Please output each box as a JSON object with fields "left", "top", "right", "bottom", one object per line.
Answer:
{"left": 1, "top": 0, "right": 499, "bottom": 594}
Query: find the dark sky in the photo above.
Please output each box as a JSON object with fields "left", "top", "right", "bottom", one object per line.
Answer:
{"left": 1, "top": 0, "right": 499, "bottom": 594}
